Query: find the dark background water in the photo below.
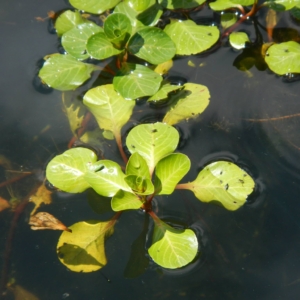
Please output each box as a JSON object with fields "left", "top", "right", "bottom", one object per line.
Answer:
{"left": 1, "top": 1, "right": 300, "bottom": 299}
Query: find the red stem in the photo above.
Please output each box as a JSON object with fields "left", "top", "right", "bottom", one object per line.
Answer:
{"left": 0, "top": 172, "right": 33, "bottom": 189}
{"left": 114, "top": 131, "right": 128, "bottom": 164}
{"left": 175, "top": 183, "right": 191, "bottom": 190}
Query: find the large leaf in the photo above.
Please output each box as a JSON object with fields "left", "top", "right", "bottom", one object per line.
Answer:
{"left": 39, "top": 54, "right": 96, "bottom": 91}
{"left": 113, "top": 63, "right": 162, "bottom": 99}
{"left": 164, "top": 20, "right": 219, "bottom": 55}
{"left": 57, "top": 220, "right": 114, "bottom": 272}
{"left": 126, "top": 123, "right": 179, "bottom": 175}
{"left": 154, "top": 153, "right": 190, "bottom": 195}
{"left": 62, "top": 22, "right": 103, "bottom": 60}
{"left": 180, "top": 161, "right": 255, "bottom": 211}
{"left": 128, "top": 27, "right": 176, "bottom": 64}
{"left": 111, "top": 190, "right": 143, "bottom": 211}
{"left": 46, "top": 148, "right": 97, "bottom": 193}
{"left": 158, "top": 0, "right": 206, "bottom": 9}
{"left": 70, "top": 0, "right": 121, "bottom": 14}
{"left": 55, "top": 10, "right": 87, "bottom": 36}
{"left": 84, "top": 160, "right": 131, "bottom": 197}
{"left": 163, "top": 83, "right": 210, "bottom": 125}
{"left": 83, "top": 84, "right": 135, "bottom": 139}
{"left": 86, "top": 32, "right": 122, "bottom": 60}
{"left": 148, "top": 217, "right": 198, "bottom": 269}
{"left": 265, "top": 41, "right": 300, "bottom": 75}
{"left": 104, "top": 13, "right": 132, "bottom": 48}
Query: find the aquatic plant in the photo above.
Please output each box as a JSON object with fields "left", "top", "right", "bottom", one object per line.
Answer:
{"left": 35, "top": 0, "right": 300, "bottom": 273}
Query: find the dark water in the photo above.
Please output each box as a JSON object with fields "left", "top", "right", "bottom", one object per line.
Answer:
{"left": 1, "top": 1, "right": 300, "bottom": 299}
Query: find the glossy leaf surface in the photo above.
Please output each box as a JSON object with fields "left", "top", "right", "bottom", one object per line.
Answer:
{"left": 46, "top": 148, "right": 97, "bottom": 193}
{"left": 148, "top": 218, "right": 198, "bottom": 269}
{"left": 265, "top": 41, "right": 300, "bottom": 75}
{"left": 62, "top": 22, "right": 103, "bottom": 60}
{"left": 55, "top": 10, "right": 86, "bottom": 36}
{"left": 70, "top": 0, "right": 121, "bottom": 14}
{"left": 154, "top": 153, "right": 190, "bottom": 195}
{"left": 229, "top": 32, "right": 250, "bottom": 50}
{"left": 163, "top": 83, "right": 210, "bottom": 125}
{"left": 185, "top": 161, "right": 255, "bottom": 211}
{"left": 57, "top": 220, "right": 114, "bottom": 272}
{"left": 164, "top": 20, "right": 219, "bottom": 55}
{"left": 125, "top": 0, "right": 151, "bottom": 11}
{"left": 87, "top": 32, "right": 122, "bottom": 60}
{"left": 221, "top": 13, "right": 237, "bottom": 29}
{"left": 126, "top": 123, "right": 179, "bottom": 175}
{"left": 126, "top": 152, "right": 151, "bottom": 179}
{"left": 111, "top": 190, "right": 143, "bottom": 211}
{"left": 39, "top": 54, "right": 96, "bottom": 91}
{"left": 125, "top": 175, "right": 154, "bottom": 195}
{"left": 159, "top": 0, "right": 206, "bottom": 9}
{"left": 84, "top": 160, "right": 131, "bottom": 197}
{"left": 104, "top": 13, "right": 132, "bottom": 48}
{"left": 128, "top": 27, "right": 176, "bottom": 64}
{"left": 113, "top": 63, "right": 162, "bottom": 99}
{"left": 83, "top": 84, "right": 135, "bottom": 138}
{"left": 210, "top": 0, "right": 254, "bottom": 10}
{"left": 148, "top": 83, "right": 183, "bottom": 102}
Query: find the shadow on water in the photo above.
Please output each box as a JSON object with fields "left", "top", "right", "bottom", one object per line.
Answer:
{"left": 1, "top": 1, "right": 300, "bottom": 299}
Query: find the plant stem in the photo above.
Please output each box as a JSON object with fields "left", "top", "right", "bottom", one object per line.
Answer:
{"left": 0, "top": 172, "right": 33, "bottom": 189}
{"left": 115, "top": 131, "right": 128, "bottom": 164}
{"left": 175, "top": 183, "right": 191, "bottom": 190}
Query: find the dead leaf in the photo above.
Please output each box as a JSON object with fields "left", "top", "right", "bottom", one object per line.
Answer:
{"left": 9, "top": 284, "right": 40, "bottom": 300}
{"left": 29, "top": 184, "right": 52, "bottom": 215}
{"left": 0, "top": 196, "right": 10, "bottom": 212}
{"left": 29, "top": 212, "right": 72, "bottom": 232}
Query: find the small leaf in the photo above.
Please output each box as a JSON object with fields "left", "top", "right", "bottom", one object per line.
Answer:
{"left": 114, "top": 2, "right": 143, "bottom": 29}
{"left": 125, "top": 0, "right": 151, "bottom": 11}
{"left": 229, "top": 32, "right": 250, "bottom": 50}
{"left": 29, "top": 184, "right": 52, "bottom": 215}
{"left": 265, "top": 41, "right": 300, "bottom": 75}
{"left": 183, "top": 161, "right": 255, "bottom": 211}
{"left": 111, "top": 190, "right": 143, "bottom": 211}
{"left": 70, "top": 0, "right": 121, "bottom": 14}
{"left": 210, "top": 0, "right": 254, "bottom": 10}
{"left": 39, "top": 54, "right": 96, "bottom": 91}
{"left": 148, "top": 217, "right": 198, "bottom": 269}
{"left": 154, "top": 153, "right": 190, "bottom": 195}
{"left": 55, "top": 10, "right": 86, "bottom": 36}
{"left": 153, "top": 60, "right": 174, "bottom": 75}
{"left": 113, "top": 63, "right": 162, "bottom": 99}
{"left": 87, "top": 32, "right": 122, "bottom": 60}
{"left": 125, "top": 175, "right": 154, "bottom": 195}
{"left": 83, "top": 84, "right": 135, "bottom": 139}
{"left": 57, "top": 220, "right": 115, "bottom": 272}
{"left": 126, "top": 152, "right": 151, "bottom": 179}
{"left": 29, "top": 212, "right": 71, "bottom": 232}
{"left": 164, "top": 20, "right": 219, "bottom": 55}
{"left": 158, "top": 0, "right": 206, "bottom": 9}
{"left": 104, "top": 13, "right": 132, "bottom": 48}
{"left": 128, "top": 27, "right": 176, "bottom": 64}
{"left": 136, "top": 1, "right": 163, "bottom": 27}
{"left": 84, "top": 160, "right": 131, "bottom": 197}
{"left": 62, "top": 22, "right": 103, "bottom": 60}
{"left": 46, "top": 148, "right": 98, "bottom": 193}
{"left": 126, "top": 122, "right": 179, "bottom": 175}
{"left": 264, "top": 0, "right": 299, "bottom": 11}
{"left": 148, "top": 83, "right": 183, "bottom": 102}
{"left": 221, "top": 13, "right": 237, "bottom": 29}
{"left": 163, "top": 83, "right": 210, "bottom": 126}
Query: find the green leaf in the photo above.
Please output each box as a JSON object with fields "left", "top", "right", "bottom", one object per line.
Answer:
{"left": 128, "top": 27, "right": 176, "bottom": 64}
{"left": 124, "top": 0, "right": 151, "bottom": 11}
{"left": 126, "top": 152, "right": 151, "bottom": 179}
{"left": 111, "top": 190, "right": 143, "bottom": 211}
{"left": 57, "top": 220, "right": 114, "bottom": 272}
{"left": 265, "top": 41, "right": 300, "bottom": 75}
{"left": 229, "top": 32, "right": 250, "bottom": 50}
{"left": 84, "top": 160, "right": 131, "bottom": 197}
{"left": 136, "top": 2, "right": 163, "bottom": 27}
{"left": 221, "top": 13, "right": 237, "bottom": 29}
{"left": 148, "top": 83, "right": 183, "bottom": 102}
{"left": 154, "top": 153, "right": 190, "bottom": 195}
{"left": 183, "top": 161, "right": 255, "bottom": 211}
{"left": 55, "top": 10, "right": 86, "bottom": 37}
{"left": 148, "top": 217, "right": 198, "bottom": 269}
{"left": 158, "top": 0, "right": 206, "bottom": 9}
{"left": 70, "top": 0, "right": 121, "bottom": 14}
{"left": 46, "top": 148, "right": 97, "bottom": 193}
{"left": 62, "top": 22, "right": 103, "bottom": 60}
{"left": 209, "top": 0, "right": 254, "bottom": 11}
{"left": 114, "top": 2, "right": 143, "bottom": 30}
{"left": 125, "top": 175, "right": 154, "bottom": 195}
{"left": 39, "top": 54, "right": 96, "bottom": 91}
{"left": 164, "top": 20, "right": 219, "bottom": 55}
{"left": 163, "top": 83, "right": 210, "bottom": 126}
{"left": 126, "top": 123, "right": 179, "bottom": 175}
{"left": 86, "top": 32, "right": 122, "bottom": 60}
{"left": 83, "top": 84, "right": 135, "bottom": 139}
{"left": 113, "top": 63, "right": 162, "bottom": 99}
{"left": 265, "top": 0, "right": 300, "bottom": 11}
{"left": 104, "top": 13, "right": 132, "bottom": 48}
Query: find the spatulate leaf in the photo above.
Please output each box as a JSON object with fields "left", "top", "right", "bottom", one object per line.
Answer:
{"left": 111, "top": 190, "right": 143, "bottom": 211}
